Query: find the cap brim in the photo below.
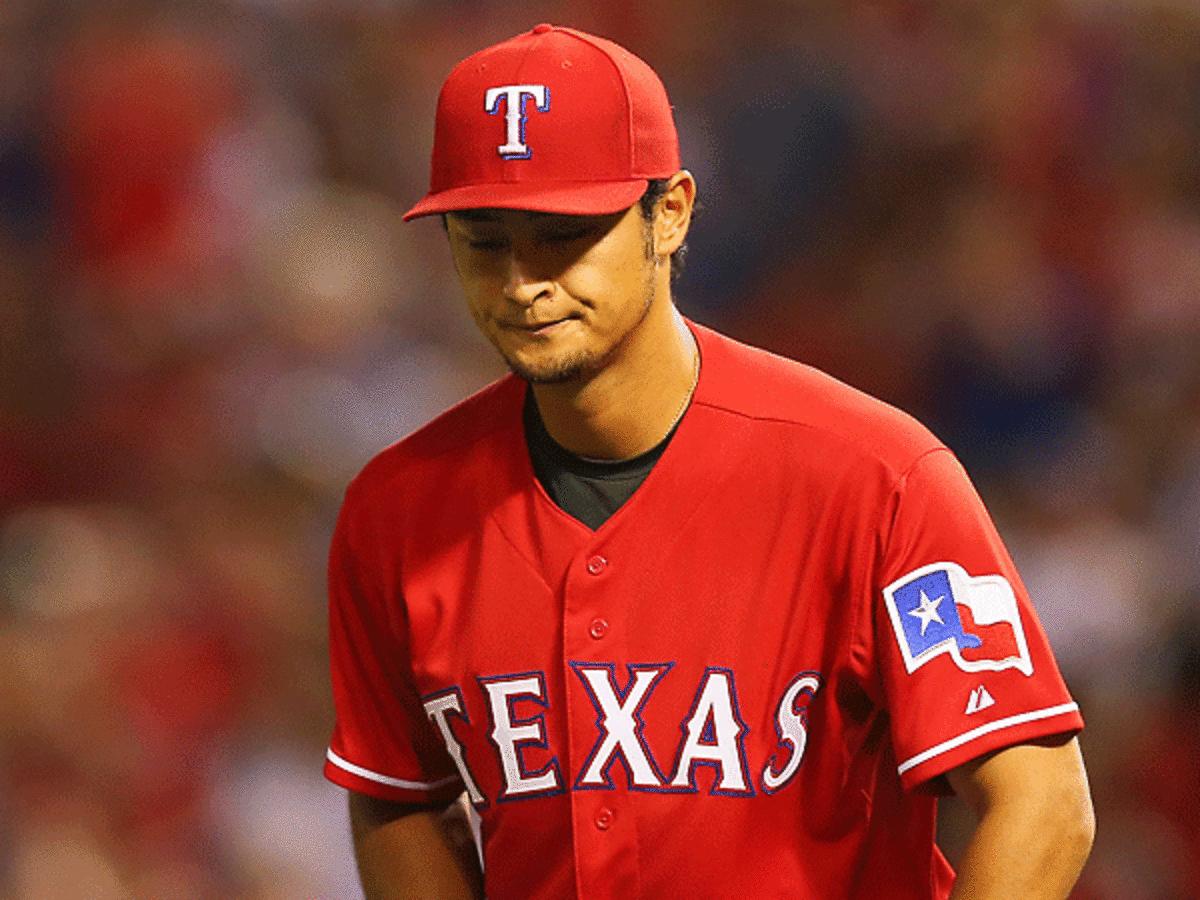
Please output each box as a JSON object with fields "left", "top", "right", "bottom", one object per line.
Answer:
{"left": 402, "top": 179, "right": 649, "bottom": 221}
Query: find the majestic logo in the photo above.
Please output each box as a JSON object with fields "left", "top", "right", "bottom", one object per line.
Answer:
{"left": 484, "top": 85, "right": 551, "bottom": 159}
{"left": 965, "top": 685, "right": 996, "bottom": 714}
{"left": 883, "top": 562, "right": 1033, "bottom": 677}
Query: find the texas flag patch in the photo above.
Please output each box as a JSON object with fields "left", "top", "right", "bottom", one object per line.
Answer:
{"left": 883, "top": 562, "right": 1033, "bottom": 677}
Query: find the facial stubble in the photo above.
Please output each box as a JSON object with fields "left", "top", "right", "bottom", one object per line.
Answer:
{"left": 498, "top": 227, "right": 659, "bottom": 385}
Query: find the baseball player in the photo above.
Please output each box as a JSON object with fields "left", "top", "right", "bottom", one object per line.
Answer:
{"left": 324, "top": 24, "right": 1094, "bottom": 900}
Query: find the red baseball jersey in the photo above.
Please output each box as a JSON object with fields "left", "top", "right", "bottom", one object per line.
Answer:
{"left": 325, "top": 319, "right": 1083, "bottom": 899}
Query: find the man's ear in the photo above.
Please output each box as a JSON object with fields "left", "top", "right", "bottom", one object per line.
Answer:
{"left": 653, "top": 170, "right": 697, "bottom": 260}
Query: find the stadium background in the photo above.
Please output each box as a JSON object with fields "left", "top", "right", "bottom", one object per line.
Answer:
{"left": 1, "top": 0, "right": 1198, "bottom": 895}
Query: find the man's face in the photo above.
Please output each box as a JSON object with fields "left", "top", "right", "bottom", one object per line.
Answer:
{"left": 445, "top": 203, "right": 657, "bottom": 384}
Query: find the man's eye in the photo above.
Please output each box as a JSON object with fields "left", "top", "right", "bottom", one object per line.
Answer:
{"left": 467, "top": 239, "right": 505, "bottom": 251}
{"left": 546, "top": 229, "right": 592, "bottom": 242}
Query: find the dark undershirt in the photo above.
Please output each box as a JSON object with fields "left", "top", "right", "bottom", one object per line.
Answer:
{"left": 523, "top": 387, "right": 683, "bottom": 531}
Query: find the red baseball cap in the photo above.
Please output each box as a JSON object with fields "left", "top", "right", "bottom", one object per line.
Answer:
{"left": 402, "top": 23, "right": 681, "bottom": 221}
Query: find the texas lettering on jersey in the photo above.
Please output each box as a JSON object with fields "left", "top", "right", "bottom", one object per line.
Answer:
{"left": 421, "top": 664, "right": 822, "bottom": 804}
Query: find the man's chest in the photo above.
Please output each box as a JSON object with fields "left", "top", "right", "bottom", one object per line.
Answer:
{"left": 395, "top": 491, "right": 877, "bottom": 806}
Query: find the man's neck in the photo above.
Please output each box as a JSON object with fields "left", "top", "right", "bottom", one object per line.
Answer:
{"left": 529, "top": 300, "right": 698, "bottom": 461}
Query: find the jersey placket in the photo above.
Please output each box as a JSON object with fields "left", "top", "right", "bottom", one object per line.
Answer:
{"left": 561, "top": 540, "right": 642, "bottom": 899}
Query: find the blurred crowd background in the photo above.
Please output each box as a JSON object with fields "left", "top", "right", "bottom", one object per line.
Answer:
{"left": 1, "top": 0, "right": 1198, "bottom": 896}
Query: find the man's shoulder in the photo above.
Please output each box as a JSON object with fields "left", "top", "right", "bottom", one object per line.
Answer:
{"left": 695, "top": 322, "right": 945, "bottom": 477}
{"left": 347, "top": 372, "right": 524, "bottom": 499}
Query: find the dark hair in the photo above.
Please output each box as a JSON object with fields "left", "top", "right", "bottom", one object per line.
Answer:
{"left": 639, "top": 178, "right": 688, "bottom": 283}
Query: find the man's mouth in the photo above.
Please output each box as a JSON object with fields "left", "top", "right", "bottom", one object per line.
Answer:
{"left": 505, "top": 315, "right": 578, "bottom": 335}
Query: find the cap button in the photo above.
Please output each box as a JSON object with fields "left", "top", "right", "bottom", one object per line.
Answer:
{"left": 532, "top": 23, "right": 554, "bottom": 34}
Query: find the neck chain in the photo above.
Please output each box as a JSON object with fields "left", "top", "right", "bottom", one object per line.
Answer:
{"left": 657, "top": 338, "right": 700, "bottom": 447}
{"left": 560, "top": 335, "right": 701, "bottom": 464}
{"left": 573, "top": 340, "right": 699, "bottom": 463}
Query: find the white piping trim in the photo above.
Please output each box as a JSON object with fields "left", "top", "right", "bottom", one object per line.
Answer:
{"left": 326, "top": 748, "right": 460, "bottom": 791}
{"left": 897, "top": 702, "right": 1080, "bottom": 776}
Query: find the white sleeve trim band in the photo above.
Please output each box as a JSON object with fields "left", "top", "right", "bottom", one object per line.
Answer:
{"left": 896, "top": 702, "right": 1080, "bottom": 776}
{"left": 326, "top": 748, "right": 461, "bottom": 791}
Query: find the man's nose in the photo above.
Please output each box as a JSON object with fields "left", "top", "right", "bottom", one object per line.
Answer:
{"left": 501, "top": 248, "right": 554, "bottom": 307}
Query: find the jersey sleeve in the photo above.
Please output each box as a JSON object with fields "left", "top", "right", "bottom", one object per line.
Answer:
{"left": 324, "top": 483, "right": 464, "bottom": 804}
{"left": 873, "top": 448, "right": 1083, "bottom": 792}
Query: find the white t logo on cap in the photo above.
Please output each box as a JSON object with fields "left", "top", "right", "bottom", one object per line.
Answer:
{"left": 484, "top": 85, "right": 551, "bottom": 159}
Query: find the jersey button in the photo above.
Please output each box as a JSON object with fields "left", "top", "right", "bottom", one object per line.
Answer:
{"left": 586, "top": 555, "right": 608, "bottom": 575}
{"left": 588, "top": 618, "right": 609, "bottom": 640}
{"left": 594, "top": 807, "right": 614, "bottom": 830}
